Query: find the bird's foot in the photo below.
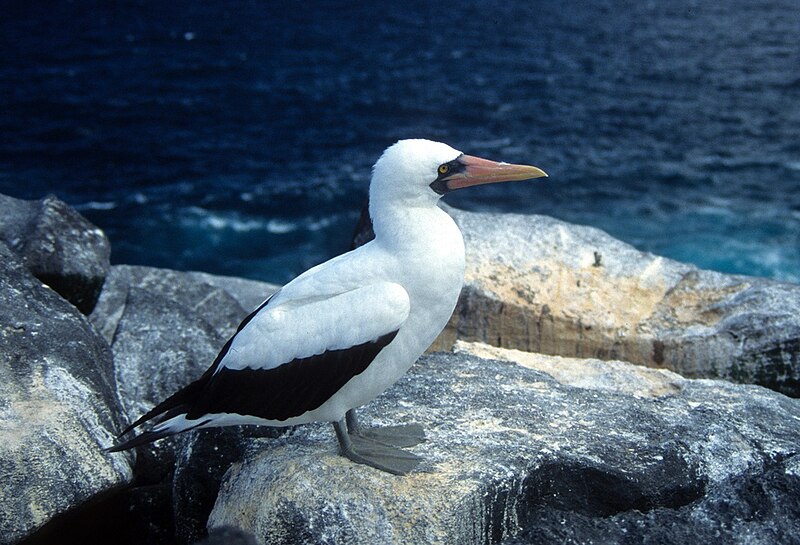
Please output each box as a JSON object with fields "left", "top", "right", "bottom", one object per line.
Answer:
{"left": 334, "top": 420, "right": 422, "bottom": 475}
{"left": 345, "top": 408, "right": 426, "bottom": 448}
{"left": 356, "top": 423, "right": 426, "bottom": 448}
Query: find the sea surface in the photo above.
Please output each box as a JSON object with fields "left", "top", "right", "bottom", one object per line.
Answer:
{"left": 2, "top": 0, "right": 799, "bottom": 285}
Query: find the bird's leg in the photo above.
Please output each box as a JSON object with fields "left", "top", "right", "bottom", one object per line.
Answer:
{"left": 345, "top": 408, "right": 426, "bottom": 448}
{"left": 333, "top": 419, "right": 422, "bottom": 476}
{"left": 345, "top": 408, "right": 362, "bottom": 435}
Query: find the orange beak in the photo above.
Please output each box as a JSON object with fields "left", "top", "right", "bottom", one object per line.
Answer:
{"left": 443, "top": 154, "right": 547, "bottom": 191}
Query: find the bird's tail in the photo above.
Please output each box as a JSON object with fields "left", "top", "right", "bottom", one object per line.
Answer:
{"left": 106, "top": 427, "right": 176, "bottom": 453}
{"left": 106, "top": 410, "right": 212, "bottom": 452}
{"left": 107, "top": 332, "right": 235, "bottom": 453}
{"left": 106, "top": 371, "right": 213, "bottom": 452}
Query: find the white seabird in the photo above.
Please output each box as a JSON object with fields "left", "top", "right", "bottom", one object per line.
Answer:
{"left": 109, "top": 139, "right": 547, "bottom": 474}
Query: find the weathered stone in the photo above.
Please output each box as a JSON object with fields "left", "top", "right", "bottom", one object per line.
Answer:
{"left": 206, "top": 345, "right": 800, "bottom": 544}
{"left": 0, "top": 193, "right": 111, "bottom": 314}
{"left": 0, "top": 242, "right": 130, "bottom": 544}
{"left": 174, "top": 427, "right": 285, "bottom": 545}
{"left": 423, "top": 207, "right": 800, "bottom": 396}
{"left": 503, "top": 456, "right": 800, "bottom": 545}
{"left": 183, "top": 271, "right": 278, "bottom": 316}
{"left": 87, "top": 264, "right": 279, "bottom": 545}
{"left": 453, "top": 340, "right": 684, "bottom": 398}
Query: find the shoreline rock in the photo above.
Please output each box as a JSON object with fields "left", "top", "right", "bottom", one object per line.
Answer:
{"left": 0, "top": 194, "right": 110, "bottom": 314}
{"left": 355, "top": 203, "right": 800, "bottom": 395}
{"left": 207, "top": 347, "right": 800, "bottom": 544}
{"left": 2, "top": 193, "right": 799, "bottom": 545}
{"left": 439, "top": 208, "right": 800, "bottom": 396}
{"left": 0, "top": 243, "right": 130, "bottom": 544}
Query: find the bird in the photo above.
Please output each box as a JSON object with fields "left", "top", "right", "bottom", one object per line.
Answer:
{"left": 108, "top": 139, "right": 547, "bottom": 475}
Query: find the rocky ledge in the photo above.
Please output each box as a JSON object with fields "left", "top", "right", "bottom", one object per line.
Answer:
{"left": 438, "top": 208, "right": 800, "bottom": 397}
{"left": 1, "top": 193, "right": 799, "bottom": 545}
{"left": 208, "top": 343, "right": 800, "bottom": 544}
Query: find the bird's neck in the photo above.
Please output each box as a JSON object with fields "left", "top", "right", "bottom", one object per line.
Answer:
{"left": 369, "top": 199, "right": 457, "bottom": 250}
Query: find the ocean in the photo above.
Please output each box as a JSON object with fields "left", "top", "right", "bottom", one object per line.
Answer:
{"left": 2, "top": 0, "right": 798, "bottom": 285}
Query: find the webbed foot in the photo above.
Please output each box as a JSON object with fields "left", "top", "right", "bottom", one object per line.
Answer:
{"left": 333, "top": 419, "right": 423, "bottom": 475}
{"left": 345, "top": 408, "right": 427, "bottom": 448}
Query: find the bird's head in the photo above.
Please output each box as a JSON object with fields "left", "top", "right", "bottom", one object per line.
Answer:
{"left": 370, "top": 139, "right": 547, "bottom": 208}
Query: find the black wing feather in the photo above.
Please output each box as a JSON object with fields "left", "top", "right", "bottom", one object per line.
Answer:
{"left": 186, "top": 330, "right": 398, "bottom": 422}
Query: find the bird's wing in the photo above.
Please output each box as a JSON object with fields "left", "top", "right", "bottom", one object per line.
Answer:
{"left": 218, "top": 280, "right": 410, "bottom": 373}
{"left": 129, "top": 280, "right": 407, "bottom": 426}
{"left": 173, "top": 281, "right": 410, "bottom": 422}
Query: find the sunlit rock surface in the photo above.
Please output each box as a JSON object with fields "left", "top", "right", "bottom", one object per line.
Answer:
{"left": 0, "top": 243, "right": 130, "bottom": 544}
{"left": 207, "top": 347, "right": 800, "bottom": 544}
{"left": 432, "top": 208, "right": 800, "bottom": 396}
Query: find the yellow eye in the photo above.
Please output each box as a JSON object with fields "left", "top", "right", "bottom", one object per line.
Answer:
{"left": 438, "top": 164, "right": 449, "bottom": 175}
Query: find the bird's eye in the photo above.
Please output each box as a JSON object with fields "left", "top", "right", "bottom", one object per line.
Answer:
{"left": 438, "top": 164, "right": 449, "bottom": 175}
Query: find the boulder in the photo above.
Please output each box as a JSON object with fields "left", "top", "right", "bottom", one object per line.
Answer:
{"left": 353, "top": 204, "right": 800, "bottom": 395}
{"left": 88, "top": 264, "right": 280, "bottom": 545}
{"left": 0, "top": 193, "right": 111, "bottom": 314}
{"left": 427, "top": 207, "right": 799, "bottom": 396}
{"left": 207, "top": 344, "right": 800, "bottom": 544}
{"left": 0, "top": 242, "right": 130, "bottom": 544}
{"left": 193, "top": 526, "right": 259, "bottom": 545}
{"left": 174, "top": 426, "right": 285, "bottom": 545}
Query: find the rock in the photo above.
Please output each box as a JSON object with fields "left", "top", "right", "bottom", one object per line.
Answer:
{"left": 207, "top": 345, "right": 800, "bottom": 544}
{"left": 174, "top": 427, "right": 285, "bottom": 545}
{"left": 0, "top": 242, "right": 130, "bottom": 544}
{"left": 352, "top": 204, "right": 800, "bottom": 395}
{"left": 503, "top": 456, "right": 800, "bottom": 545}
{"left": 453, "top": 340, "right": 684, "bottom": 398}
{"left": 423, "top": 207, "right": 799, "bottom": 396}
{"left": 0, "top": 193, "right": 111, "bottom": 314}
{"left": 88, "top": 264, "right": 279, "bottom": 545}
{"left": 183, "top": 271, "right": 278, "bottom": 315}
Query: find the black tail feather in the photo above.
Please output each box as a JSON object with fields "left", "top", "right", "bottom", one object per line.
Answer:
{"left": 107, "top": 417, "right": 213, "bottom": 453}
{"left": 106, "top": 428, "right": 175, "bottom": 453}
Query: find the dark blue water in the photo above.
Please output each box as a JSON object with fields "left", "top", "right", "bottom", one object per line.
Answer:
{"left": 2, "top": 1, "right": 799, "bottom": 284}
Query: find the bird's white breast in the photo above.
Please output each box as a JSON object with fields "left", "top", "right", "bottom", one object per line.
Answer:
{"left": 330, "top": 205, "right": 466, "bottom": 412}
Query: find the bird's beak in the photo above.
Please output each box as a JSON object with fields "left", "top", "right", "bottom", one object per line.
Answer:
{"left": 444, "top": 154, "right": 548, "bottom": 191}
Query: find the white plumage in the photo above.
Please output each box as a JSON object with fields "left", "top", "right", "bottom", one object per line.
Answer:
{"left": 110, "top": 139, "right": 546, "bottom": 474}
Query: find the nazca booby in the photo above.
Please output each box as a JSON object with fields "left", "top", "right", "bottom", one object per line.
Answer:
{"left": 109, "top": 139, "right": 547, "bottom": 474}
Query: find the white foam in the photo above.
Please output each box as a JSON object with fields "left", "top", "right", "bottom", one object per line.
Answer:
{"left": 76, "top": 200, "right": 117, "bottom": 211}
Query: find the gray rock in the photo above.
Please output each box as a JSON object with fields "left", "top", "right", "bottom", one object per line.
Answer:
{"left": 428, "top": 207, "right": 800, "bottom": 396}
{"left": 0, "top": 193, "right": 111, "bottom": 314}
{"left": 193, "top": 525, "right": 259, "bottom": 545}
{"left": 88, "top": 264, "right": 279, "bottom": 544}
{"left": 174, "top": 426, "right": 286, "bottom": 545}
{"left": 352, "top": 204, "right": 800, "bottom": 395}
{"left": 207, "top": 346, "right": 800, "bottom": 545}
{"left": 183, "top": 271, "right": 279, "bottom": 315}
{"left": 0, "top": 242, "right": 130, "bottom": 544}
{"left": 504, "top": 456, "right": 800, "bottom": 545}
